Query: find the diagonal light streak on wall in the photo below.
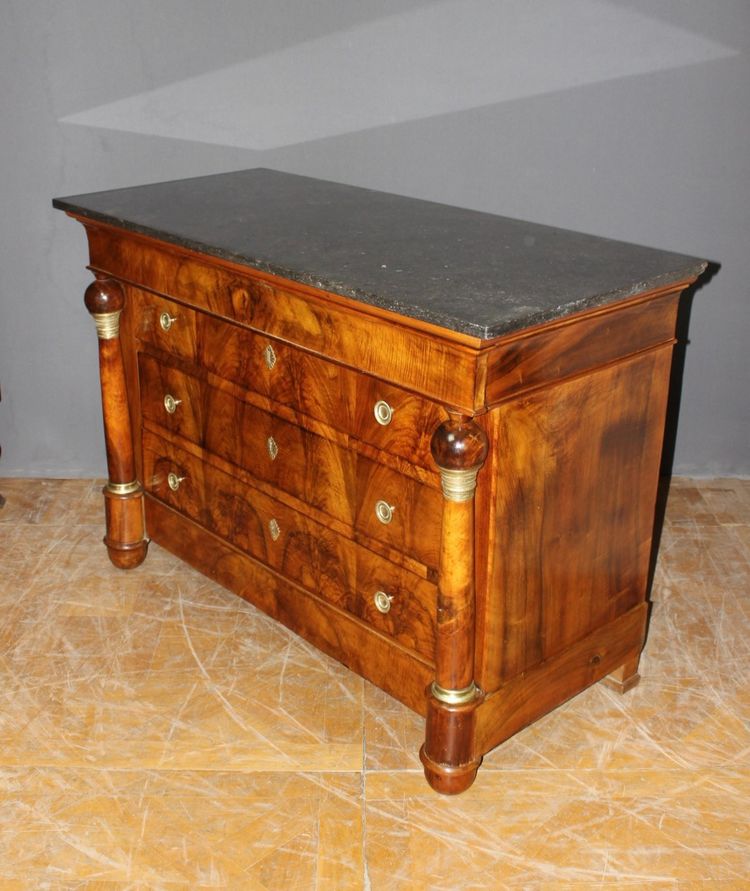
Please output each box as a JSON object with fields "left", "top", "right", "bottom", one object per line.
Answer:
{"left": 60, "top": 0, "right": 737, "bottom": 150}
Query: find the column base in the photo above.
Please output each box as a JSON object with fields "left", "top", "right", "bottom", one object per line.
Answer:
{"left": 420, "top": 685, "right": 482, "bottom": 795}
{"left": 419, "top": 744, "right": 482, "bottom": 795}
{"left": 102, "top": 484, "right": 149, "bottom": 569}
{"left": 103, "top": 537, "right": 149, "bottom": 569}
{"left": 602, "top": 652, "right": 642, "bottom": 694}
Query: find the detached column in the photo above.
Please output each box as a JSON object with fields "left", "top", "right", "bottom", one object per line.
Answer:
{"left": 84, "top": 275, "right": 148, "bottom": 569}
{"left": 420, "top": 414, "right": 488, "bottom": 794}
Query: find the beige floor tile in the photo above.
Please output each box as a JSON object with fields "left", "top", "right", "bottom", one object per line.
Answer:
{"left": 0, "top": 478, "right": 105, "bottom": 527}
{"left": 364, "top": 768, "right": 750, "bottom": 888}
{"left": 0, "top": 769, "right": 362, "bottom": 887}
{"left": 1, "top": 477, "right": 749, "bottom": 885}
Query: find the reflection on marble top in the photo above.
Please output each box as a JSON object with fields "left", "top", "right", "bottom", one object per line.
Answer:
{"left": 53, "top": 169, "right": 706, "bottom": 338}
{"left": 0, "top": 477, "right": 748, "bottom": 887}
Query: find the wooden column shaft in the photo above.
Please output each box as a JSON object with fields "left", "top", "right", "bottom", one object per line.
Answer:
{"left": 421, "top": 414, "right": 488, "bottom": 794}
{"left": 84, "top": 276, "right": 148, "bottom": 569}
{"left": 96, "top": 335, "right": 136, "bottom": 484}
{"left": 435, "top": 497, "right": 476, "bottom": 692}
{"left": 430, "top": 413, "right": 488, "bottom": 700}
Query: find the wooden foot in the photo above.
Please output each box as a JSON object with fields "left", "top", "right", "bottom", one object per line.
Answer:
{"left": 420, "top": 744, "right": 481, "bottom": 795}
{"left": 102, "top": 485, "right": 149, "bottom": 569}
{"left": 602, "top": 652, "right": 641, "bottom": 693}
{"left": 420, "top": 688, "right": 482, "bottom": 795}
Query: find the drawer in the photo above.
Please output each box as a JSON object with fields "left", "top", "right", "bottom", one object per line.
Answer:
{"left": 133, "top": 288, "right": 444, "bottom": 468}
{"left": 355, "top": 458, "right": 442, "bottom": 569}
{"left": 142, "top": 431, "right": 437, "bottom": 660}
{"left": 139, "top": 352, "right": 443, "bottom": 566}
{"left": 138, "top": 352, "right": 357, "bottom": 525}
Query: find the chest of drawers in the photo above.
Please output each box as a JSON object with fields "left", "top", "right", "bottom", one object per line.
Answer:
{"left": 54, "top": 169, "right": 705, "bottom": 793}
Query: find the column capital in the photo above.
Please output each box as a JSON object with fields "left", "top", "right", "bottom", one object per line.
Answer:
{"left": 431, "top": 415, "right": 488, "bottom": 502}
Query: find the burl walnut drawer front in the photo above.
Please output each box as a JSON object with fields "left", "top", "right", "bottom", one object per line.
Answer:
{"left": 139, "top": 352, "right": 356, "bottom": 524}
{"left": 142, "top": 430, "right": 437, "bottom": 660}
{"left": 138, "top": 353, "right": 443, "bottom": 567}
{"left": 134, "top": 287, "right": 444, "bottom": 469}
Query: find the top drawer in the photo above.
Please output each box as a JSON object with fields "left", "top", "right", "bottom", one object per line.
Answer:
{"left": 132, "top": 287, "right": 444, "bottom": 469}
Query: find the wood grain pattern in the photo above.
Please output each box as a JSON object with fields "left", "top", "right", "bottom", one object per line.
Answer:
{"left": 474, "top": 603, "right": 649, "bottom": 756}
{"left": 139, "top": 352, "right": 444, "bottom": 567}
{"left": 138, "top": 352, "right": 357, "bottom": 524}
{"left": 475, "top": 346, "right": 674, "bottom": 693}
{"left": 133, "top": 286, "right": 447, "bottom": 470}
{"left": 484, "top": 287, "right": 681, "bottom": 405}
{"left": 142, "top": 429, "right": 437, "bottom": 660}
{"left": 145, "top": 495, "right": 434, "bottom": 714}
{"left": 421, "top": 416, "right": 489, "bottom": 793}
{"left": 66, "top": 213, "right": 703, "bottom": 794}
{"left": 84, "top": 276, "right": 148, "bottom": 569}
{"left": 86, "top": 225, "right": 484, "bottom": 411}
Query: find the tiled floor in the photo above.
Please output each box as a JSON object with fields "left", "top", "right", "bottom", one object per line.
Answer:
{"left": 0, "top": 477, "right": 748, "bottom": 888}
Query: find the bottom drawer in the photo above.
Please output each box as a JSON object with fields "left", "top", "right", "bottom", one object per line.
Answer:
{"left": 142, "top": 430, "right": 437, "bottom": 661}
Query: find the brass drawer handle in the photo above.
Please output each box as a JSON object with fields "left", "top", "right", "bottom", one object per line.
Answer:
{"left": 374, "top": 400, "right": 394, "bottom": 426}
{"left": 264, "top": 343, "right": 277, "bottom": 370}
{"left": 269, "top": 518, "right": 281, "bottom": 541}
{"left": 167, "top": 472, "right": 185, "bottom": 491}
{"left": 163, "top": 394, "right": 182, "bottom": 414}
{"left": 267, "top": 436, "right": 279, "bottom": 461}
{"left": 159, "top": 312, "right": 177, "bottom": 331}
{"left": 375, "top": 500, "right": 395, "bottom": 525}
{"left": 374, "top": 591, "right": 394, "bottom": 614}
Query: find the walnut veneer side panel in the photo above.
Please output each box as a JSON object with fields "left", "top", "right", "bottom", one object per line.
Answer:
{"left": 475, "top": 342, "right": 675, "bottom": 693}
{"left": 483, "top": 285, "right": 686, "bottom": 406}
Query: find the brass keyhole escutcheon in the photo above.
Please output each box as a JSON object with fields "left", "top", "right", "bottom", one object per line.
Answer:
{"left": 163, "top": 394, "right": 182, "bottom": 415}
{"left": 375, "top": 500, "right": 395, "bottom": 525}
{"left": 264, "top": 344, "right": 277, "bottom": 370}
{"left": 267, "top": 436, "right": 279, "bottom": 461}
{"left": 373, "top": 591, "right": 393, "bottom": 614}
{"left": 373, "top": 400, "right": 394, "bottom": 426}
{"left": 159, "top": 312, "right": 177, "bottom": 331}
{"left": 167, "top": 472, "right": 185, "bottom": 492}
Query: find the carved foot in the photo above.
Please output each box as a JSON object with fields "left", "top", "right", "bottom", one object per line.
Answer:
{"left": 419, "top": 743, "right": 481, "bottom": 795}
{"left": 102, "top": 484, "right": 149, "bottom": 569}
{"left": 105, "top": 539, "right": 149, "bottom": 570}
{"left": 420, "top": 686, "right": 482, "bottom": 795}
{"left": 602, "top": 652, "right": 641, "bottom": 694}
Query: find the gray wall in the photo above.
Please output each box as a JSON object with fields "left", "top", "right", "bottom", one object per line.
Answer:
{"left": 1, "top": 0, "right": 748, "bottom": 477}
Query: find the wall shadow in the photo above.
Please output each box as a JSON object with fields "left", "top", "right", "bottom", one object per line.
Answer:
{"left": 647, "top": 260, "right": 720, "bottom": 597}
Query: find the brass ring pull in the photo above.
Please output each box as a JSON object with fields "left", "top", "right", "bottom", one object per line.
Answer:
{"left": 267, "top": 436, "right": 279, "bottom": 461}
{"left": 159, "top": 312, "right": 177, "bottom": 331}
{"left": 375, "top": 500, "right": 395, "bottom": 525}
{"left": 167, "top": 472, "right": 185, "bottom": 492}
{"left": 264, "top": 344, "right": 277, "bottom": 370}
{"left": 269, "top": 518, "right": 281, "bottom": 541}
{"left": 373, "top": 400, "right": 394, "bottom": 426}
{"left": 163, "top": 394, "right": 182, "bottom": 414}
{"left": 374, "top": 591, "right": 394, "bottom": 614}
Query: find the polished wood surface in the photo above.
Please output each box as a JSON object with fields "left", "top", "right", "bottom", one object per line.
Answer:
{"left": 83, "top": 276, "right": 148, "bottom": 569}
{"left": 145, "top": 496, "right": 434, "bottom": 714}
{"left": 66, "top": 211, "right": 701, "bottom": 793}
{"left": 141, "top": 429, "right": 438, "bottom": 661}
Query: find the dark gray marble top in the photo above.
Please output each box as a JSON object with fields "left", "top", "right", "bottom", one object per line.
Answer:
{"left": 54, "top": 168, "right": 705, "bottom": 340}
